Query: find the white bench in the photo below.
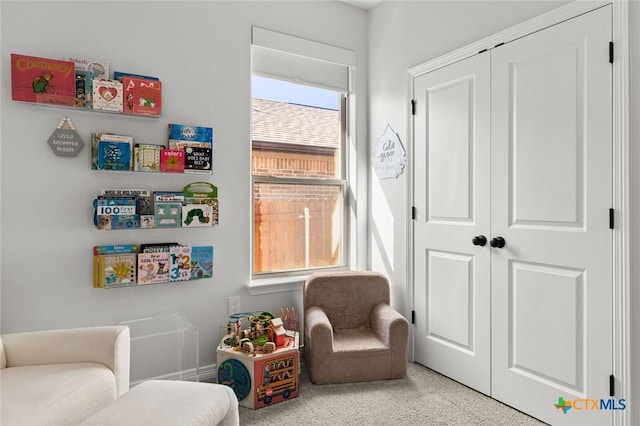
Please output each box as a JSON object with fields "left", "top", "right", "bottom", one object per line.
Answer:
{"left": 81, "top": 380, "right": 239, "bottom": 426}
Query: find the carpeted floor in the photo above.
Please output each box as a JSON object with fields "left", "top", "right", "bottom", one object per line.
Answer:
{"left": 239, "top": 362, "right": 547, "bottom": 425}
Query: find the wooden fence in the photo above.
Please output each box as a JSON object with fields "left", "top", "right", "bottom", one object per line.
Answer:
{"left": 253, "top": 198, "right": 340, "bottom": 273}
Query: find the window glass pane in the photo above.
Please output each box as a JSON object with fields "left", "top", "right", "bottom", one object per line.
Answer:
{"left": 253, "top": 183, "right": 343, "bottom": 274}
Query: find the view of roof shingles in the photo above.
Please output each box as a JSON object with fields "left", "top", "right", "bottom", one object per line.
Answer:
{"left": 251, "top": 98, "right": 340, "bottom": 148}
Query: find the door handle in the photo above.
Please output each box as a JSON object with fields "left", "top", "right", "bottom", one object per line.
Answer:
{"left": 472, "top": 235, "right": 487, "bottom": 246}
{"left": 490, "top": 237, "right": 506, "bottom": 248}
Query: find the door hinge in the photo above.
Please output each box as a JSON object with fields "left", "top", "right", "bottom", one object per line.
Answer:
{"left": 411, "top": 310, "right": 415, "bottom": 324}
{"left": 411, "top": 206, "right": 417, "bottom": 220}
{"left": 610, "top": 374, "right": 615, "bottom": 397}
{"left": 609, "top": 42, "right": 614, "bottom": 64}
{"left": 494, "top": 42, "right": 505, "bottom": 48}
{"left": 609, "top": 208, "right": 615, "bottom": 229}
{"left": 411, "top": 99, "right": 416, "bottom": 115}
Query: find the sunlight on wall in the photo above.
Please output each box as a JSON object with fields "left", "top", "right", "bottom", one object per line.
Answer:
{"left": 371, "top": 173, "right": 394, "bottom": 271}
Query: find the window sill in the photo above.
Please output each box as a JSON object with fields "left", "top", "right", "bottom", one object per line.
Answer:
{"left": 247, "top": 275, "right": 307, "bottom": 295}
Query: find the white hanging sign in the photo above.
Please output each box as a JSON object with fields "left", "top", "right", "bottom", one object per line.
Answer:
{"left": 372, "top": 124, "right": 406, "bottom": 179}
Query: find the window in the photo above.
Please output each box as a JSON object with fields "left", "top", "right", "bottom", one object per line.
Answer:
{"left": 251, "top": 28, "right": 354, "bottom": 278}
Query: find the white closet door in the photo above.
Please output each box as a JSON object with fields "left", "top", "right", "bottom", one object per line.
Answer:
{"left": 490, "top": 5, "right": 612, "bottom": 425}
{"left": 413, "top": 52, "right": 491, "bottom": 395}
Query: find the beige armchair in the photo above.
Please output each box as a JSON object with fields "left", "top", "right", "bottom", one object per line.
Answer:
{"left": 303, "top": 271, "right": 409, "bottom": 384}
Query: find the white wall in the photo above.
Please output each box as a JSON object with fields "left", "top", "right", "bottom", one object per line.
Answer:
{"left": 368, "top": 0, "right": 638, "bottom": 423}
{"left": 0, "top": 1, "right": 368, "bottom": 373}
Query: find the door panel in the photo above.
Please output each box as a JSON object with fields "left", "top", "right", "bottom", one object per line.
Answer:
{"left": 413, "top": 53, "right": 491, "bottom": 395}
{"left": 491, "top": 6, "right": 612, "bottom": 425}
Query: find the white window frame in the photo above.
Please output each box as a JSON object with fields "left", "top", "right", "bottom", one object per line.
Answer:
{"left": 248, "top": 28, "right": 356, "bottom": 294}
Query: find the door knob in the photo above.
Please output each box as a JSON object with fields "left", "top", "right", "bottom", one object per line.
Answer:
{"left": 472, "top": 235, "right": 487, "bottom": 246}
{"left": 490, "top": 237, "right": 506, "bottom": 248}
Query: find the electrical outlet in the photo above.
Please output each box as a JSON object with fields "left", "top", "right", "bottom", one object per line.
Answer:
{"left": 228, "top": 296, "right": 241, "bottom": 316}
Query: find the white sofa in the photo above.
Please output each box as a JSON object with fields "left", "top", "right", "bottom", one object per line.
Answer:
{"left": 0, "top": 325, "right": 130, "bottom": 425}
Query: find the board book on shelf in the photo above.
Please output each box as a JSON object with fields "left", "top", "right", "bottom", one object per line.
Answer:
{"left": 93, "top": 244, "right": 213, "bottom": 288}
{"left": 133, "top": 144, "right": 162, "bottom": 172}
{"left": 11, "top": 53, "right": 76, "bottom": 106}
{"left": 160, "top": 149, "right": 185, "bottom": 173}
{"left": 169, "top": 245, "right": 192, "bottom": 282}
{"left": 137, "top": 251, "right": 170, "bottom": 284}
{"left": 190, "top": 246, "right": 214, "bottom": 280}
{"left": 94, "top": 196, "right": 139, "bottom": 230}
{"left": 92, "top": 78, "right": 123, "bottom": 112}
{"left": 91, "top": 133, "right": 133, "bottom": 171}
{"left": 66, "top": 56, "right": 109, "bottom": 79}
{"left": 122, "top": 76, "right": 162, "bottom": 116}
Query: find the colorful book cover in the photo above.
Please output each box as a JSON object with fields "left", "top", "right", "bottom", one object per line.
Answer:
{"left": 114, "top": 71, "right": 159, "bottom": 81}
{"left": 94, "top": 196, "right": 139, "bottom": 230}
{"left": 92, "top": 78, "right": 123, "bottom": 112}
{"left": 122, "top": 76, "right": 162, "bottom": 116}
{"left": 154, "top": 202, "right": 182, "bottom": 228}
{"left": 97, "top": 141, "right": 132, "bottom": 171}
{"left": 190, "top": 246, "right": 214, "bottom": 280}
{"left": 160, "top": 149, "right": 184, "bottom": 173}
{"left": 169, "top": 245, "right": 192, "bottom": 282}
{"left": 65, "top": 56, "right": 109, "bottom": 79}
{"left": 184, "top": 147, "right": 212, "bottom": 174}
{"left": 91, "top": 133, "right": 133, "bottom": 170}
{"left": 134, "top": 144, "right": 161, "bottom": 172}
{"left": 100, "top": 189, "right": 152, "bottom": 215}
{"left": 93, "top": 244, "right": 139, "bottom": 255}
{"left": 153, "top": 191, "right": 184, "bottom": 202}
{"left": 137, "top": 252, "right": 170, "bottom": 284}
{"left": 74, "top": 70, "right": 93, "bottom": 108}
{"left": 182, "top": 204, "right": 213, "bottom": 227}
{"left": 167, "top": 124, "right": 213, "bottom": 143}
{"left": 11, "top": 53, "right": 75, "bottom": 105}
{"left": 96, "top": 253, "right": 137, "bottom": 288}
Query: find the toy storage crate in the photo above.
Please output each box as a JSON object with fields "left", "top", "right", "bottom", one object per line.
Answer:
{"left": 118, "top": 313, "right": 199, "bottom": 385}
{"left": 217, "top": 333, "right": 299, "bottom": 409}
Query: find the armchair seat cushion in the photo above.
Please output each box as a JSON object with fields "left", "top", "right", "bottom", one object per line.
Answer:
{"left": 333, "top": 329, "right": 388, "bottom": 352}
{"left": 1, "top": 363, "right": 117, "bottom": 425}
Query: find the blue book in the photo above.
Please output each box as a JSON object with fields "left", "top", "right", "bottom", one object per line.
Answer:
{"left": 98, "top": 141, "right": 131, "bottom": 170}
{"left": 190, "top": 246, "right": 214, "bottom": 279}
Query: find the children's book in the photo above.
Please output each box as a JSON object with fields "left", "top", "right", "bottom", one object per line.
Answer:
{"left": 92, "top": 78, "right": 123, "bottom": 112}
{"left": 98, "top": 141, "right": 132, "bottom": 171}
{"left": 74, "top": 70, "right": 93, "bottom": 108}
{"left": 94, "top": 196, "right": 139, "bottom": 230}
{"left": 169, "top": 245, "right": 192, "bottom": 282}
{"left": 154, "top": 202, "right": 182, "bottom": 228}
{"left": 160, "top": 149, "right": 184, "bottom": 173}
{"left": 100, "top": 189, "right": 152, "bottom": 215}
{"left": 167, "top": 124, "right": 213, "bottom": 144}
{"left": 94, "top": 253, "right": 137, "bottom": 288}
{"left": 122, "top": 76, "right": 162, "bottom": 116}
{"left": 184, "top": 146, "right": 212, "bottom": 174}
{"left": 133, "top": 144, "right": 161, "bottom": 172}
{"left": 190, "top": 246, "right": 214, "bottom": 280}
{"left": 93, "top": 244, "right": 139, "bottom": 256}
{"left": 92, "top": 133, "right": 133, "bottom": 170}
{"left": 65, "top": 56, "right": 109, "bottom": 79}
{"left": 137, "top": 252, "right": 170, "bottom": 285}
{"left": 114, "top": 71, "right": 159, "bottom": 82}
{"left": 11, "top": 53, "right": 75, "bottom": 105}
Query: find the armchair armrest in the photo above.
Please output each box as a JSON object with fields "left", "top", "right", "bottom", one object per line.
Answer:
{"left": 371, "top": 303, "right": 409, "bottom": 349}
{"left": 304, "top": 306, "right": 334, "bottom": 353}
{"left": 2, "top": 326, "right": 130, "bottom": 396}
